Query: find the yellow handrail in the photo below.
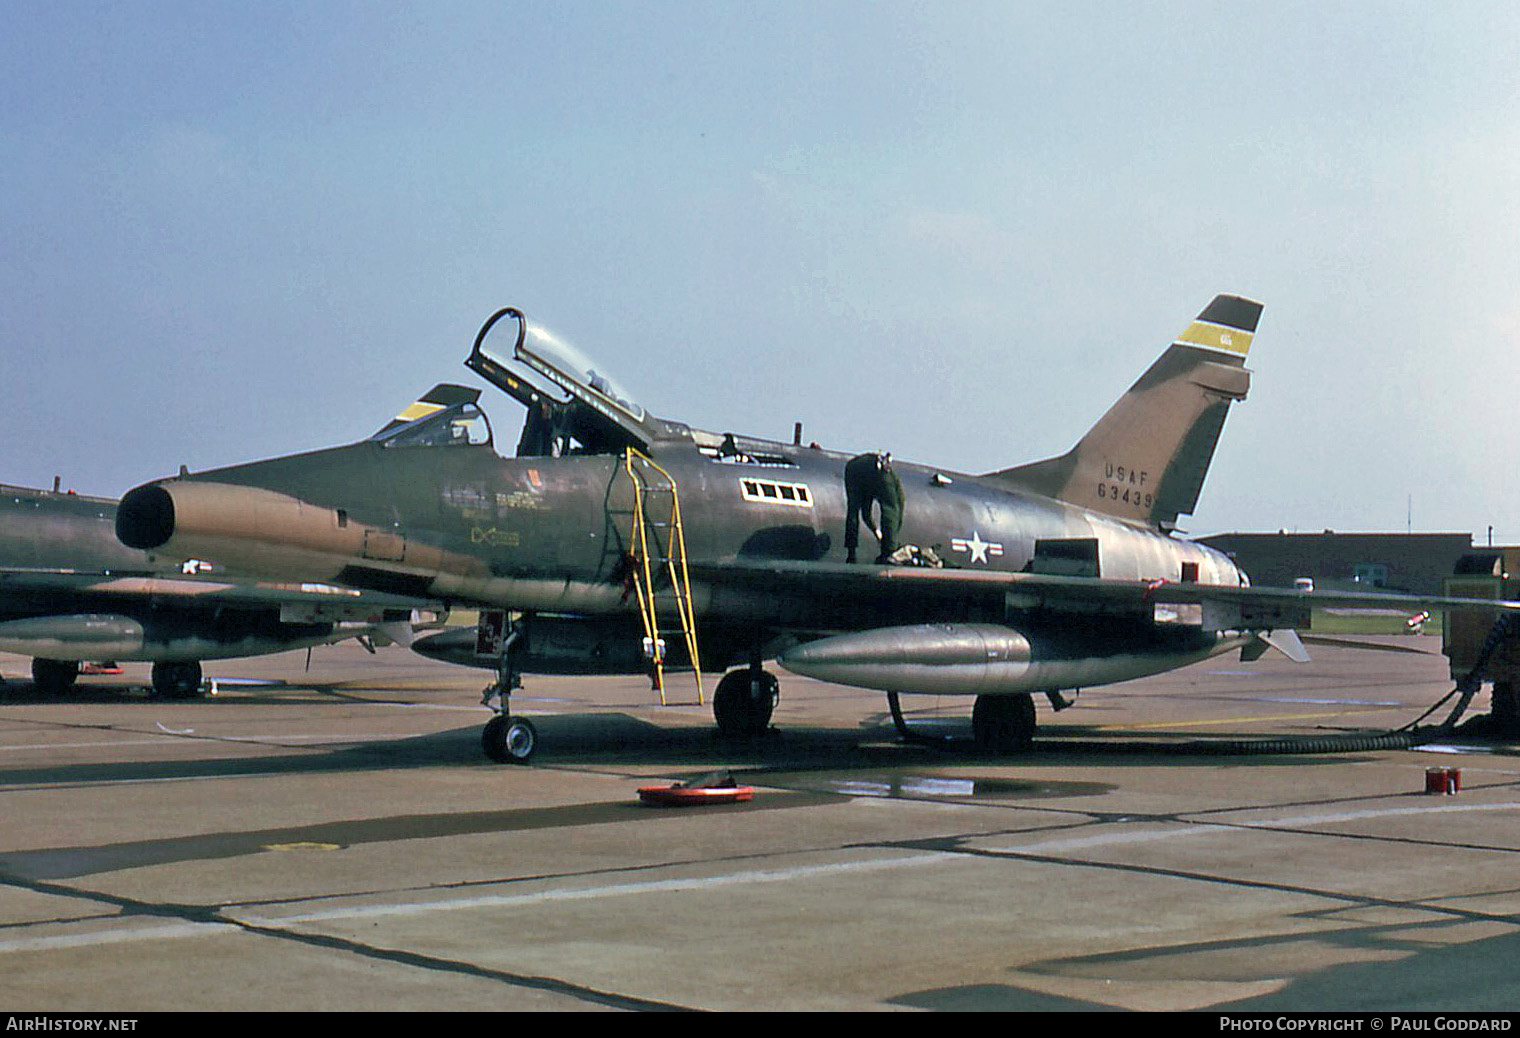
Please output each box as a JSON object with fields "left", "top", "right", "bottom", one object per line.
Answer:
{"left": 622, "top": 449, "right": 704, "bottom": 705}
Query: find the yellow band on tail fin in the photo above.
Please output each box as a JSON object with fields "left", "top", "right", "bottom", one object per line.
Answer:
{"left": 1175, "top": 295, "right": 1261, "bottom": 357}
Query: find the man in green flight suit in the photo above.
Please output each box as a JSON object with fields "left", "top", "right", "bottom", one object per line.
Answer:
{"left": 843, "top": 451, "right": 905, "bottom": 564}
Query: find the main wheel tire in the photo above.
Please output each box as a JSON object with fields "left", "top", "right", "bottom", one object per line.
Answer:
{"left": 482, "top": 715, "right": 538, "bottom": 764}
{"left": 713, "top": 669, "right": 778, "bottom": 737}
{"left": 971, "top": 693, "right": 1037, "bottom": 754}
{"left": 152, "top": 661, "right": 204, "bottom": 699}
{"left": 31, "top": 658, "right": 79, "bottom": 696}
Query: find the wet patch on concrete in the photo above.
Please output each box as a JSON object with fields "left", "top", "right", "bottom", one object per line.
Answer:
{"left": 770, "top": 771, "right": 1115, "bottom": 801}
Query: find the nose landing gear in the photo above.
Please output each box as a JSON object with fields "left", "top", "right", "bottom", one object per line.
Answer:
{"left": 482, "top": 712, "right": 538, "bottom": 764}
{"left": 480, "top": 614, "right": 537, "bottom": 764}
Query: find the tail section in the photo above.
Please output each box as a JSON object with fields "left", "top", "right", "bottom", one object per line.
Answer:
{"left": 991, "top": 294, "right": 1262, "bottom": 531}
{"left": 370, "top": 384, "right": 482, "bottom": 438}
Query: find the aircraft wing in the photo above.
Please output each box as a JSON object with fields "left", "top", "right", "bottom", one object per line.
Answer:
{"left": 0, "top": 566, "right": 447, "bottom": 661}
{"left": 689, "top": 558, "right": 1520, "bottom": 631}
{"left": 0, "top": 567, "right": 443, "bottom": 620}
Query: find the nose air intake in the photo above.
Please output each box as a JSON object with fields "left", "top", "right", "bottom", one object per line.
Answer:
{"left": 116, "top": 484, "right": 177, "bottom": 550}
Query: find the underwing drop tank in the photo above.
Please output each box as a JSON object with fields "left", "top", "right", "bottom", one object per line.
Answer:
{"left": 778, "top": 622, "right": 1236, "bottom": 696}
{"left": 778, "top": 624, "right": 1033, "bottom": 695}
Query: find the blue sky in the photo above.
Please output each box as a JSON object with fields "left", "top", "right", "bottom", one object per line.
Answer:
{"left": 5, "top": 1, "right": 1520, "bottom": 540}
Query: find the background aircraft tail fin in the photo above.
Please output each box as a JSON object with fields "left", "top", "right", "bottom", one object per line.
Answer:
{"left": 989, "top": 294, "right": 1261, "bottom": 531}
{"left": 370, "top": 384, "right": 482, "bottom": 438}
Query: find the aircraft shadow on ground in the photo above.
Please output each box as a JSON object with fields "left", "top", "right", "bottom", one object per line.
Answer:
{"left": 890, "top": 911, "right": 1520, "bottom": 1012}
{"left": 0, "top": 703, "right": 1385, "bottom": 794}
{"left": 0, "top": 711, "right": 922, "bottom": 788}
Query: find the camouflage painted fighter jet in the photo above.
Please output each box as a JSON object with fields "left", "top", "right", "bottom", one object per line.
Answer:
{"left": 111, "top": 296, "right": 1513, "bottom": 761}
{"left": 0, "top": 482, "right": 437, "bottom": 697}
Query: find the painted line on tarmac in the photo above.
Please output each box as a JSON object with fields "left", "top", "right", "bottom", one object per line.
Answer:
{"left": 240, "top": 852, "right": 949, "bottom": 927}
{"left": 1251, "top": 801, "right": 1520, "bottom": 829}
{"left": 0, "top": 853, "right": 947, "bottom": 955}
{"left": 8, "top": 803, "right": 1519, "bottom": 955}
{"left": 1001, "top": 824, "right": 1237, "bottom": 854}
{"left": 994, "top": 801, "right": 1520, "bottom": 856}
{"left": 0, "top": 732, "right": 455, "bottom": 753}
{"left": 0, "top": 920, "right": 242, "bottom": 954}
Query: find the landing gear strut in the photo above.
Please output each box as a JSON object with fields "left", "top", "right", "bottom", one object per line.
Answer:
{"left": 480, "top": 614, "right": 538, "bottom": 764}
{"left": 713, "top": 666, "right": 778, "bottom": 737}
{"left": 971, "top": 693, "right": 1037, "bottom": 754}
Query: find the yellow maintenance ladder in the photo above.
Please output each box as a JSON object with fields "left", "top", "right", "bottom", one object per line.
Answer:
{"left": 621, "top": 449, "right": 703, "bottom": 705}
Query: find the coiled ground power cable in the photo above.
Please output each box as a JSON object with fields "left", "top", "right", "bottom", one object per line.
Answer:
{"left": 1049, "top": 614, "right": 1518, "bottom": 757}
{"left": 888, "top": 614, "right": 1518, "bottom": 757}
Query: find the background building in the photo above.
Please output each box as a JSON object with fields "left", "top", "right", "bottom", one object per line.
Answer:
{"left": 1199, "top": 532, "right": 1478, "bottom": 595}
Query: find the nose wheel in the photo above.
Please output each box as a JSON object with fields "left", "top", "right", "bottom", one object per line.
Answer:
{"left": 482, "top": 714, "right": 538, "bottom": 764}
{"left": 479, "top": 614, "right": 538, "bottom": 764}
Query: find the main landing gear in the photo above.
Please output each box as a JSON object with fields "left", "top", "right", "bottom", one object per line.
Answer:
{"left": 971, "top": 693, "right": 1037, "bottom": 754}
{"left": 31, "top": 658, "right": 79, "bottom": 696}
{"left": 885, "top": 690, "right": 1039, "bottom": 753}
{"left": 28, "top": 659, "right": 206, "bottom": 699}
{"left": 152, "top": 661, "right": 204, "bottom": 699}
{"left": 713, "top": 665, "right": 778, "bottom": 737}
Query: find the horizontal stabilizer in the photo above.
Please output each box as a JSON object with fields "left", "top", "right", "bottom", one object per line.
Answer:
{"left": 1260, "top": 628, "right": 1310, "bottom": 663}
{"left": 374, "top": 621, "right": 418, "bottom": 648}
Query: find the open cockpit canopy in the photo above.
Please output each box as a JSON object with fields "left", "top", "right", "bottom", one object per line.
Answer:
{"left": 465, "top": 307, "right": 675, "bottom": 457}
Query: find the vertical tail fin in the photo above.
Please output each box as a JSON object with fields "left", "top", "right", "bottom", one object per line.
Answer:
{"left": 991, "top": 294, "right": 1262, "bottom": 531}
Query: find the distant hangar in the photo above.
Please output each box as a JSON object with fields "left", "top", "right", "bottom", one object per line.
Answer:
{"left": 1198, "top": 531, "right": 1482, "bottom": 596}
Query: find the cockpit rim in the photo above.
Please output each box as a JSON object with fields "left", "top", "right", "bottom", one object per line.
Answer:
{"left": 370, "top": 400, "right": 494, "bottom": 450}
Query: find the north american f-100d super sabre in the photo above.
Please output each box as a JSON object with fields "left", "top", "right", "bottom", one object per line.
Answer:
{"left": 113, "top": 296, "right": 1516, "bottom": 760}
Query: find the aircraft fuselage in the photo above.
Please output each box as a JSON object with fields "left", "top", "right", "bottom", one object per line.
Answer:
{"left": 117, "top": 432, "right": 1247, "bottom": 680}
